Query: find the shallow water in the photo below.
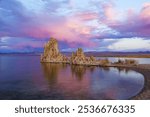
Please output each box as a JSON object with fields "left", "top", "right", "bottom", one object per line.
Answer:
{"left": 0, "top": 55, "right": 144, "bottom": 99}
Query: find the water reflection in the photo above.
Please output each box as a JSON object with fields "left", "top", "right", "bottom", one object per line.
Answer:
{"left": 0, "top": 55, "right": 145, "bottom": 99}
{"left": 71, "top": 65, "right": 96, "bottom": 81}
{"left": 100, "top": 67, "right": 110, "bottom": 72}
{"left": 41, "top": 63, "right": 144, "bottom": 99}
{"left": 71, "top": 65, "right": 86, "bottom": 81}
{"left": 42, "top": 63, "right": 96, "bottom": 82}
{"left": 115, "top": 67, "right": 131, "bottom": 74}
{"left": 41, "top": 63, "right": 60, "bottom": 85}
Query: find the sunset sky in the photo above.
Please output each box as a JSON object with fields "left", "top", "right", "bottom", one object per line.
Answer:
{"left": 0, "top": 0, "right": 150, "bottom": 53}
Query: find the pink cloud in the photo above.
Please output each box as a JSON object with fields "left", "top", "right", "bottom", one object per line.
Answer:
{"left": 50, "top": 19, "right": 96, "bottom": 47}
{"left": 75, "top": 12, "right": 99, "bottom": 21}
{"left": 0, "top": 0, "right": 98, "bottom": 47}
{"left": 19, "top": 13, "right": 97, "bottom": 47}
{"left": 102, "top": 2, "right": 150, "bottom": 37}
{"left": 102, "top": 3, "right": 117, "bottom": 22}
{"left": 139, "top": 3, "right": 150, "bottom": 26}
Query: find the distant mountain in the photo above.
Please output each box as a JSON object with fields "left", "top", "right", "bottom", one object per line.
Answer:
{"left": 1, "top": 51, "right": 150, "bottom": 58}
{"left": 83, "top": 51, "right": 150, "bottom": 58}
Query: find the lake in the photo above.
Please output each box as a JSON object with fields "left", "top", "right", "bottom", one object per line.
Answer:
{"left": 97, "top": 57, "right": 150, "bottom": 64}
{"left": 0, "top": 55, "right": 145, "bottom": 100}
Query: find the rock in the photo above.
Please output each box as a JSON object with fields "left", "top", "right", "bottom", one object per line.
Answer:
{"left": 41, "top": 37, "right": 69, "bottom": 63}
{"left": 90, "top": 56, "right": 96, "bottom": 61}
{"left": 125, "top": 59, "right": 138, "bottom": 65}
{"left": 113, "top": 59, "right": 138, "bottom": 65}
{"left": 41, "top": 38, "right": 106, "bottom": 66}
{"left": 70, "top": 48, "right": 96, "bottom": 65}
{"left": 98, "top": 58, "right": 110, "bottom": 66}
{"left": 71, "top": 48, "right": 86, "bottom": 64}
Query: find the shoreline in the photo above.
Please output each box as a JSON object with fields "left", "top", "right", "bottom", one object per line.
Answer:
{"left": 41, "top": 63, "right": 150, "bottom": 99}
{"left": 108, "top": 64, "right": 150, "bottom": 100}
{"left": 41, "top": 61, "right": 150, "bottom": 100}
{"left": 95, "top": 64, "right": 150, "bottom": 100}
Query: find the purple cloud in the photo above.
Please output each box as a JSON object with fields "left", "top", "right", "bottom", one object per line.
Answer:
{"left": 102, "top": 2, "right": 150, "bottom": 38}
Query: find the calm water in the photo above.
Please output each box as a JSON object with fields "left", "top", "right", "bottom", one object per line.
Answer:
{"left": 98, "top": 57, "right": 150, "bottom": 64}
{"left": 0, "top": 55, "right": 145, "bottom": 100}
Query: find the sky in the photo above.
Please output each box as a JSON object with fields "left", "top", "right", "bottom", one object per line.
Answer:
{"left": 0, "top": 0, "right": 150, "bottom": 53}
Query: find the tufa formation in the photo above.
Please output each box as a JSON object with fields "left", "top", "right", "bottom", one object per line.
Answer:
{"left": 41, "top": 38, "right": 69, "bottom": 63}
{"left": 41, "top": 38, "right": 138, "bottom": 66}
{"left": 41, "top": 38, "right": 97, "bottom": 65}
{"left": 70, "top": 48, "right": 96, "bottom": 65}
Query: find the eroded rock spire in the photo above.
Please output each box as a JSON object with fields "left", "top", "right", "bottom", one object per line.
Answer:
{"left": 41, "top": 37, "right": 68, "bottom": 63}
